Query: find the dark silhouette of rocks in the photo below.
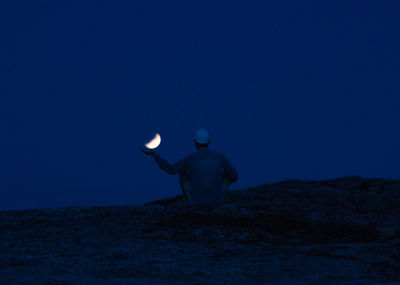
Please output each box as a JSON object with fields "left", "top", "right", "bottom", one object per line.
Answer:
{"left": 0, "top": 176, "right": 399, "bottom": 284}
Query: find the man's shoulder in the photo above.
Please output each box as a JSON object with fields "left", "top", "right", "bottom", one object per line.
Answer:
{"left": 210, "top": 148, "right": 227, "bottom": 156}
{"left": 194, "top": 148, "right": 227, "bottom": 158}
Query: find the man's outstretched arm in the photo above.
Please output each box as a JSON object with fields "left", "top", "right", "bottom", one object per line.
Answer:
{"left": 141, "top": 147, "right": 185, "bottom": 175}
{"left": 153, "top": 153, "right": 186, "bottom": 175}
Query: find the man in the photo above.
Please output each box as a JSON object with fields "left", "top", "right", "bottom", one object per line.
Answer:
{"left": 141, "top": 129, "right": 239, "bottom": 209}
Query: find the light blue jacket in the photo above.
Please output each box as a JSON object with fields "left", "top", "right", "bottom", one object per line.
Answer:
{"left": 153, "top": 148, "right": 238, "bottom": 206}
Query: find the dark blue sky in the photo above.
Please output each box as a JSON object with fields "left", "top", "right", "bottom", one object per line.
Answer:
{"left": 1, "top": 1, "right": 399, "bottom": 210}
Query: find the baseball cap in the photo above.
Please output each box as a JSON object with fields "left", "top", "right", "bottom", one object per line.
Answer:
{"left": 195, "top": 129, "right": 210, "bottom": 144}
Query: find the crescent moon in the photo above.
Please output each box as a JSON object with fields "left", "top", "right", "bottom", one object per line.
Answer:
{"left": 145, "top": 133, "right": 161, "bottom": 149}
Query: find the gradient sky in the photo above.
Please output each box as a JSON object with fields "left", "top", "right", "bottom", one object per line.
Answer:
{"left": 1, "top": 1, "right": 399, "bottom": 210}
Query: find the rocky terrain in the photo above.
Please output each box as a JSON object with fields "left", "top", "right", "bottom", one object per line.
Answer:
{"left": 1, "top": 176, "right": 399, "bottom": 284}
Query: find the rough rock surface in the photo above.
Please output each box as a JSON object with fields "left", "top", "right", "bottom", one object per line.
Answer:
{"left": 1, "top": 176, "right": 399, "bottom": 284}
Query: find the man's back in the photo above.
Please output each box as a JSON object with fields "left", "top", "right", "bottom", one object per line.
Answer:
{"left": 154, "top": 148, "right": 238, "bottom": 207}
{"left": 184, "top": 149, "right": 235, "bottom": 205}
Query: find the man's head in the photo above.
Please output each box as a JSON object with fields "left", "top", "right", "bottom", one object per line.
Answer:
{"left": 194, "top": 129, "right": 210, "bottom": 149}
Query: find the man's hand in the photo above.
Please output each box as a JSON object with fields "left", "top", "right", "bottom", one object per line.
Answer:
{"left": 140, "top": 147, "right": 156, "bottom": 156}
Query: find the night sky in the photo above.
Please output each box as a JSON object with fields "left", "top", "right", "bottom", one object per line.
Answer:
{"left": 1, "top": 1, "right": 399, "bottom": 211}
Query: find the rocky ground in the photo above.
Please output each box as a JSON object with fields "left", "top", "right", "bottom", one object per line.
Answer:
{"left": 1, "top": 176, "right": 399, "bottom": 284}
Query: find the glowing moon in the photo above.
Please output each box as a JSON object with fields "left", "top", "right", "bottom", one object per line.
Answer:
{"left": 145, "top": 133, "right": 161, "bottom": 149}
